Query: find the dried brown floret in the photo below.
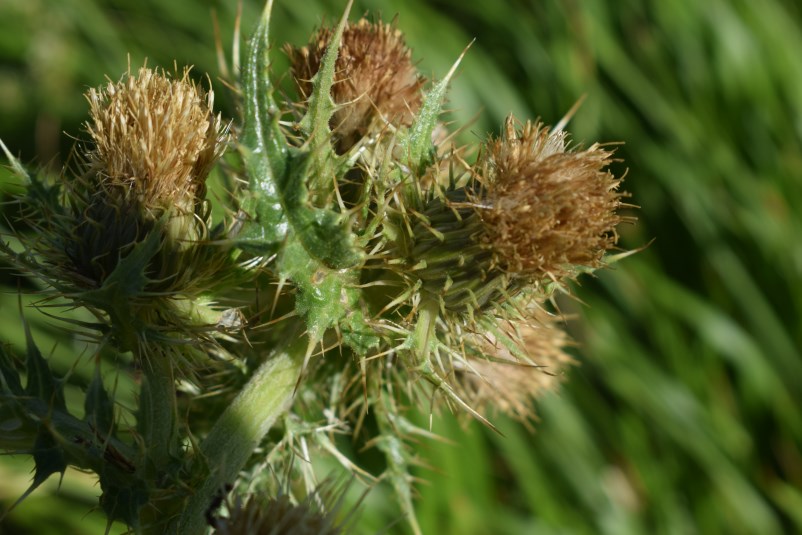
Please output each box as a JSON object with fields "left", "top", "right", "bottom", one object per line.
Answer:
{"left": 213, "top": 494, "right": 342, "bottom": 535}
{"left": 477, "top": 116, "right": 624, "bottom": 280}
{"left": 458, "top": 307, "right": 575, "bottom": 422}
{"left": 85, "top": 66, "right": 227, "bottom": 214}
{"left": 286, "top": 18, "right": 424, "bottom": 152}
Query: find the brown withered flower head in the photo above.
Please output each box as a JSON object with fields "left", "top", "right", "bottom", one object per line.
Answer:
{"left": 477, "top": 116, "right": 624, "bottom": 281}
{"left": 52, "top": 65, "right": 228, "bottom": 290}
{"left": 457, "top": 307, "right": 575, "bottom": 423}
{"left": 85, "top": 65, "right": 227, "bottom": 215}
{"left": 213, "top": 494, "right": 342, "bottom": 535}
{"left": 286, "top": 18, "right": 425, "bottom": 152}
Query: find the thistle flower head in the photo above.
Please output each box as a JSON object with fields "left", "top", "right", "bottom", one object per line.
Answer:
{"left": 457, "top": 307, "right": 575, "bottom": 422}
{"left": 477, "top": 116, "right": 623, "bottom": 280}
{"left": 287, "top": 18, "right": 424, "bottom": 151}
{"left": 85, "top": 65, "right": 227, "bottom": 215}
{"left": 2, "top": 64, "right": 234, "bottom": 361}
{"left": 214, "top": 494, "right": 342, "bottom": 535}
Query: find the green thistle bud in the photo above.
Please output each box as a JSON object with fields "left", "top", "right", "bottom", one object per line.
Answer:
{"left": 408, "top": 188, "right": 507, "bottom": 313}
{"left": 286, "top": 18, "right": 425, "bottom": 152}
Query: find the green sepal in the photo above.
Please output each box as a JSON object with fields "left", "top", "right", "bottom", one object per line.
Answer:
{"left": 79, "top": 222, "right": 162, "bottom": 349}
{"left": 84, "top": 368, "right": 115, "bottom": 437}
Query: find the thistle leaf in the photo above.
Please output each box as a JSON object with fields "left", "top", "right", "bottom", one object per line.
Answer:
{"left": 237, "top": 0, "right": 290, "bottom": 253}
{"left": 0, "top": 344, "right": 24, "bottom": 396}
{"left": 374, "top": 405, "right": 423, "bottom": 535}
{"left": 98, "top": 475, "right": 149, "bottom": 530}
{"left": 297, "top": 0, "right": 353, "bottom": 197}
{"left": 279, "top": 150, "right": 362, "bottom": 269}
{"left": 401, "top": 42, "right": 472, "bottom": 174}
{"left": 23, "top": 319, "right": 66, "bottom": 411}
{"left": 84, "top": 368, "right": 115, "bottom": 438}
{"left": 0, "top": 137, "right": 30, "bottom": 182}
{"left": 5, "top": 428, "right": 68, "bottom": 515}
{"left": 298, "top": 1, "right": 352, "bottom": 138}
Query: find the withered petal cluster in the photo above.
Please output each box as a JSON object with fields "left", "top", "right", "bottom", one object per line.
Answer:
{"left": 85, "top": 66, "right": 227, "bottom": 213}
{"left": 477, "top": 117, "right": 624, "bottom": 280}
{"left": 457, "top": 307, "right": 575, "bottom": 422}
{"left": 214, "top": 494, "right": 341, "bottom": 535}
{"left": 286, "top": 18, "right": 424, "bottom": 152}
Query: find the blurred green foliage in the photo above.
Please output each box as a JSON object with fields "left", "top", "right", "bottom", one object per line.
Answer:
{"left": 2, "top": 0, "right": 801, "bottom": 534}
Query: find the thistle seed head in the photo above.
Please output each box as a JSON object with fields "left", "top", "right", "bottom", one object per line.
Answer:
{"left": 214, "top": 494, "right": 342, "bottom": 535}
{"left": 458, "top": 307, "right": 575, "bottom": 422}
{"left": 477, "top": 116, "right": 624, "bottom": 280}
{"left": 85, "top": 65, "right": 227, "bottom": 215}
{"left": 287, "top": 18, "right": 424, "bottom": 152}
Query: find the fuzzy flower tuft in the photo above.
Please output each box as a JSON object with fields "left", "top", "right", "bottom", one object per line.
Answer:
{"left": 477, "top": 116, "right": 624, "bottom": 280}
{"left": 286, "top": 18, "right": 424, "bottom": 152}
{"left": 85, "top": 65, "right": 227, "bottom": 214}
{"left": 213, "top": 494, "right": 342, "bottom": 535}
{"left": 457, "top": 307, "right": 575, "bottom": 422}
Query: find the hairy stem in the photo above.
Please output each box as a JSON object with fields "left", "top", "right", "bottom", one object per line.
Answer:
{"left": 176, "top": 333, "right": 308, "bottom": 534}
{"left": 138, "top": 353, "right": 179, "bottom": 474}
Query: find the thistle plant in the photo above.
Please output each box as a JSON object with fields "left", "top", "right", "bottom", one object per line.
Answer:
{"left": 0, "top": 1, "right": 633, "bottom": 533}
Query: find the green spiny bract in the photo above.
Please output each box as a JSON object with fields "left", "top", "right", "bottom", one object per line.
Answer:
{"left": 0, "top": 1, "right": 633, "bottom": 533}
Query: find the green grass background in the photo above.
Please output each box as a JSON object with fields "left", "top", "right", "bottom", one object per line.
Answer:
{"left": 2, "top": 0, "right": 801, "bottom": 533}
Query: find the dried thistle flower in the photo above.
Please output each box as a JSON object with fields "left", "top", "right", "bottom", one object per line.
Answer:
{"left": 85, "top": 65, "right": 227, "bottom": 215}
{"left": 2, "top": 64, "right": 233, "bottom": 359}
{"left": 287, "top": 18, "right": 424, "bottom": 152}
{"left": 457, "top": 307, "right": 575, "bottom": 423}
{"left": 477, "top": 116, "right": 623, "bottom": 280}
{"left": 213, "top": 494, "right": 342, "bottom": 535}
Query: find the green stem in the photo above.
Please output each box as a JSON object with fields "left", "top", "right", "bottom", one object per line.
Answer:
{"left": 138, "top": 353, "right": 178, "bottom": 474}
{"left": 176, "top": 333, "right": 308, "bottom": 534}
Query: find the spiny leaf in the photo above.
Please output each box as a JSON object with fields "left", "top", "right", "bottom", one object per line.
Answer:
{"left": 298, "top": 0, "right": 353, "bottom": 198}
{"left": 0, "top": 137, "right": 30, "bottom": 182}
{"left": 374, "top": 403, "right": 422, "bottom": 535}
{"left": 340, "top": 306, "right": 382, "bottom": 356}
{"left": 0, "top": 344, "right": 24, "bottom": 396}
{"left": 279, "top": 150, "right": 362, "bottom": 269}
{"left": 23, "top": 319, "right": 66, "bottom": 411}
{"left": 98, "top": 475, "right": 149, "bottom": 530}
{"left": 298, "top": 0, "right": 353, "bottom": 139}
{"left": 5, "top": 428, "right": 68, "bottom": 516}
{"left": 281, "top": 239, "right": 358, "bottom": 341}
{"left": 402, "top": 42, "right": 472, "bottom": 175}
{"left": 237, "top": 0, "right": 289, "bottom": 254}
{"left": 84, "top": 368, "right": 115, "bottom": 438}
